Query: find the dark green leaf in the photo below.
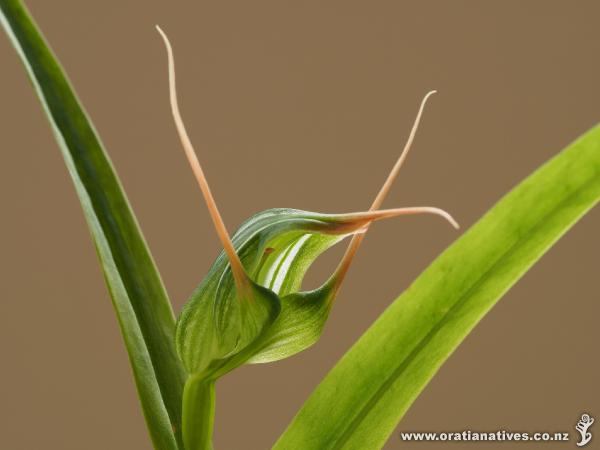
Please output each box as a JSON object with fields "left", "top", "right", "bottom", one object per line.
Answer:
{"left": 0, "top": 2, "right": 186, "bottom": 449}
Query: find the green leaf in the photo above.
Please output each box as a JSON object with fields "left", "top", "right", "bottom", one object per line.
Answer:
{"left": 274, "top": 124, "right": 600, "bottom": 450}
{"left": 0, "top": 2, "right": 186, "bottom": 449}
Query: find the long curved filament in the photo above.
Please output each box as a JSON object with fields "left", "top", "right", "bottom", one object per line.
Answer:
{"left": 331, "top": 91, "right": 457, "bottom": 293}
{"left": 156, "top": 26, "right": 249, "bottom": 292}
{"left": 369, "top": 90, "right": 437, "bottom": 210}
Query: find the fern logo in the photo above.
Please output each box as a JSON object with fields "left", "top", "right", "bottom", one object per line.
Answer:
{"left": 575, "top": 413, "right": 594, "bottom": 447}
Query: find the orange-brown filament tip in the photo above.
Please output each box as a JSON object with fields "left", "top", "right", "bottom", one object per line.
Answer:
{"left": 331, "top": 90, "right": 447, "bottom": 293}
{"left": 350, "top": 207, "right": 459, "bottom": 230}
{"left": 156, "top": 26, "right": 249, "bottom": 292}
{"left": 369, "top": 90, "right": 437, "bottom": 211}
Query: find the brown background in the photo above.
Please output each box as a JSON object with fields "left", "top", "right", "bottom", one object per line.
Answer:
{"left": 1, "top": 1, "right": 598, "bottom": 449}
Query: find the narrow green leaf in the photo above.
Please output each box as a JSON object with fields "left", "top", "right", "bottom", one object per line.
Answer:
{"left": 275, "top": 124, "right": 600, "bottom": 450}
{"left": 0, "top": 2, "right": 186, "bottom": 449}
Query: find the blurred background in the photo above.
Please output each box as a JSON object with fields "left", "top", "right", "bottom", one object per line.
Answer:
{"left": 1, "top": 1, "right": 598, "bottom": 449}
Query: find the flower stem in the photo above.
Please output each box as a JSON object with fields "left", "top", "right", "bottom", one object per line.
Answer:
{"left": 182, "top": 375, "right": 216, "bottom": 450}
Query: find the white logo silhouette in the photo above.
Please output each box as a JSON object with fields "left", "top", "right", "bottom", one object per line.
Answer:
{"left": 575, "top": 413, "right": 594, "bottom": 447}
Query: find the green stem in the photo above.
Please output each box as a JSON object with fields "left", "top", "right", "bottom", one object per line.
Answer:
{"left": 182, "top": 375, "right": 216, "bottom": 450}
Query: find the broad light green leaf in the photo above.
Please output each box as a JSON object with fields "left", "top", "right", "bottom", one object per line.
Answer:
{"left": 275, "top": 124, "right": 600, "bottom": 450}
{"left": 0, "top": 2, "right": 186, "bottom": 449}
